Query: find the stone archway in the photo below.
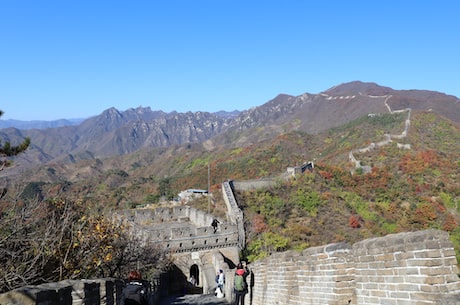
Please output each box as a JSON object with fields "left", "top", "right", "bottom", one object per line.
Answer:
{"left": 190, "top": 264, "right": 199, "bottom": 286}
{"left": 188, "top": 264, "right": 202, "bottom": 294}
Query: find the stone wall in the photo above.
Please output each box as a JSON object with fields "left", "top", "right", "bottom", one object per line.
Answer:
{"left": 249, "top": 229, "right": 460, "bottom": 305}
{"left": 119, "top": 205, "right": 221, "bottom": 228}
{"left": 0, "top": 279, "right": 125, "bottom": 305}
{"left": 0, "top": 278, "right": 162, "bottom": 305}
{"left": 222, "top": 181, "right": 245, "bottom": 249}
{"left": 232, "top": 178, "right": 277, "bottom": 191}
{"left": 161, "top": 231, "right": 239, "bottom": 253}
{"left": 115, "top": 205, "right": 239, "bottom": 253}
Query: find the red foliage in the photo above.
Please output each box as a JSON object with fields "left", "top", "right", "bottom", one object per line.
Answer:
{"left": 442, "top": 214, "right": 457, "bottom": 232}
{"left": 319, "top": 170, "right": 333, "bottom": 179}
{"left": 349, "top": 215, "right": 363, "bottom": 228}
{"left": 399, "top": 150, "right": 439, "bottom": 175}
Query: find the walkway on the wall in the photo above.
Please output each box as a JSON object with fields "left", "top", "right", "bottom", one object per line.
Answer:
{"left": 348, "top": 93, "right": 411, "bottom": 173}
{"left": 158, "top": 293, "right": 229, "bottom": 305}
{"left": 319, "top": 92, "right": 413, "bottom": 174}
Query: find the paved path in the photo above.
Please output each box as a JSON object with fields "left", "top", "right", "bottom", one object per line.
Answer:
{"left": 158, "top": 294, "right": 229, "bottom": 305}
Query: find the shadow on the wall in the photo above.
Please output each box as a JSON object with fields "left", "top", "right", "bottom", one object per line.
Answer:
{"left": 163, "top": 265, "right": 188, "bottom": 296}
{"left": 249, "top": 269, "right": 255, "bottom": 305}
{"left": 222, "top": 254, "right": 237, "bottom": 269}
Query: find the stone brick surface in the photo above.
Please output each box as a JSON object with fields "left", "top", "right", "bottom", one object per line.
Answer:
{"left": 249, "top": 229, "right": 460, "bottom": 305}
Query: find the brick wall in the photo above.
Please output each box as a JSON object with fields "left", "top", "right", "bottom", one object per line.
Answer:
{"left": 353, "top": 230, "right": 460, "bottom": 305}
{"left": 249, "top": 229, "right": 460, "bottom": 305}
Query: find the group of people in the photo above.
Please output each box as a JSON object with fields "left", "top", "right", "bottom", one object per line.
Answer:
{"left": 215, "top": 261, "right": 250, "bottom": 305}
{"left": 121, "top": 261, "right": 251, "bottom": 305}
{"left": 233, "top": 262, "right": 250, "bottom": 305}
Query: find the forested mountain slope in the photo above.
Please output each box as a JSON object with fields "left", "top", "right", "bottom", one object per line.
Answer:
{"left": 1, "top": 82, "right": 459, "bottom": 264}
{"left": 4, "top": 110, "right": 459, "bottom": 261}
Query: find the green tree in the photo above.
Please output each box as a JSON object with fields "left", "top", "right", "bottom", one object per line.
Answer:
{"left": 246, "top": 232, "right": 290, "bottom": 262}
{"left": 158, "top": 177, "right": 175, "bottom": 200}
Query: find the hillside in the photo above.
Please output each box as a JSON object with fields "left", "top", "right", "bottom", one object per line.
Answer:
{"left": 1, "top": 81, "right": 459, "bottom": 263}
{"left": 3, "top": 110, "right": 459, "bottom": 261}
{"left": 235, "top": 111, "right": 460, "bottom": 260}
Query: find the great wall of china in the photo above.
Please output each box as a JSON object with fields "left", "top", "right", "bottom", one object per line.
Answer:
{"left": 1, "top": 93, "right": 459, "bottom": 305}
{"left": 347, "top": 93, "right": 412, "bottom": 174}
{"left": 2, "top": 181, "right": 459, "bottom": 305}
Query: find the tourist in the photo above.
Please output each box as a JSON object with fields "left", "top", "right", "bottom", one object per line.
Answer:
{"left": 234, "top": 266, "right": 247, "bottom": 305}
{"left": 121, "top": 270, "right": 149, "bottom": 305}
{"left": 212, "top": 218, "right": 220, "bottom": 233}
{"left": 217, "top": 269, "right": 225, "bottom": 293}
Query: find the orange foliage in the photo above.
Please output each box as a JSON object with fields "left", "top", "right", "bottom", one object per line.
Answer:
{"left": 442, "top": 214, "right": 457, "bottom": 232}
{"left": 318, "top": 170, "right": 333, "bottom": 179}
{"left": 349, "top": 215, "right": 363, "bottom": 228}
{"left": 320, "top": 191, "right": 333, "bottom": 200}
{"left": 413, "top": 203, "right": 437, "bottom": 227}
{"left": 399, "top": 150, "right": 439, "bottom": 175}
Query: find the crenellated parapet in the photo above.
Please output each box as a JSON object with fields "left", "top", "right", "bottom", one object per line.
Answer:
{"left": 113, "top": 204, "right": 240, "bottom": 256}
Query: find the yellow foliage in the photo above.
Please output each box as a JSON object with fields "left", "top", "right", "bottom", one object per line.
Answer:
{"left": 104, "top": 253, "right": 113, "bottom": 262}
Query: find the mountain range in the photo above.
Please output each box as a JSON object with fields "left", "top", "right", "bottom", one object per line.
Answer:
{"left": 1, "top": 80, "right": 459, "bottom": 256}
{"left": 1, "top": 81, "right": 459, "bottom": 183}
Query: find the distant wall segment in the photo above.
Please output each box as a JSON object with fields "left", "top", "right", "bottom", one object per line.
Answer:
{"left": 120, "top": 205, "right": 220, "bottom": 228}
{"left": 249, "top": 229, "right": 460, "bottom": 305}
{"left": 222, "top": 180, "right": 245, "bottom": 249}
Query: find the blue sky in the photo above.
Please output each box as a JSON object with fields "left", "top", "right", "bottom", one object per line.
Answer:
{"left": 1, "top": 1, "right": 459, "bottom": 121}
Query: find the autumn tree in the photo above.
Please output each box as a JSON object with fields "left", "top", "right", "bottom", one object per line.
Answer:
{"left": 0, "top": 195, "right": 171, "bottom": 293}
{"left": 0, "top": 110, "right": 30, "bottom": 171}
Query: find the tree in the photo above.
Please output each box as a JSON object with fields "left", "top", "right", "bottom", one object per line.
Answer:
{"left": 0, "top": 110, "right": 30, "bottom": 171}
{"left": 0, "top": 196, "right": 172, "bottom": 293}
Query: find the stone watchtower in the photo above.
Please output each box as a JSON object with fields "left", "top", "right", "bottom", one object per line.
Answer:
{"left": 118, "top": 182, "right": 245, "bottom": 300}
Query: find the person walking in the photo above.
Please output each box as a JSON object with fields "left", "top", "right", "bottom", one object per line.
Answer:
{"left": 233, "top": 267, "right": 247, "bottom": 305}
{"left": 212, "top": 219, "right": 220, "bottom": 233}
{"left": 121, "top": 270, "right": 149, "bottom": 305}
{"left": 216, "top": 269, "right": 225, "bottom": 298}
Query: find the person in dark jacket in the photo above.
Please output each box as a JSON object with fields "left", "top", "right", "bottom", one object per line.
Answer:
{"left": 212, "top": 219, "right": 220, "bottom": 233}
{"left": 121, "top": 270, "right": 149, "bottom": 305}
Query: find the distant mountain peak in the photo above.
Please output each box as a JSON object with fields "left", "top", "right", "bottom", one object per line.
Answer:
{"left": 323, "top": 81, "right": 393, "bottom": 96}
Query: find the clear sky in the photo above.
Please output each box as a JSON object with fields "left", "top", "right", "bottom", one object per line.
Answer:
{"left": 1, "top": 1, "right": 459, "bottom": 121}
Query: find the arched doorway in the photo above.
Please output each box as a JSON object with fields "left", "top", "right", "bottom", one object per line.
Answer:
{"left": 188, "top": 264, "right": 202, "bottom": 294}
